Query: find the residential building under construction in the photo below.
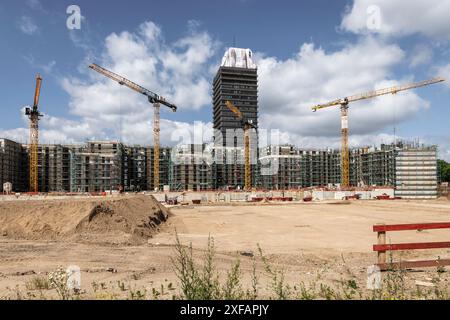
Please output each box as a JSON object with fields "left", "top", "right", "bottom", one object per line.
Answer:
{"left": 0, "top": 139, "right": 27, "bottom": 192}
{"left": 259, "top": 141, "right": 438, "bottom": 199}
{"left": 0, "top": 47, "right": 442, "bottom": 199}
{"left": 169, "top": 144, "right": 212, "bottom": 191}
{"left": 69, "top": 141, "right": 124, "bottom": 193}
{"left": 0, "top": 136, "right": 439, "bottom": 199}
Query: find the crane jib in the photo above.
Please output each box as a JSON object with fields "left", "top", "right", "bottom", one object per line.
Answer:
{"left": 310, "top": 76, "right": 444, "bottom": 188}
{"left": 89, "top": 63, "right": 177, "bottom": 112}
{"left": 312, "top": 77, "right": 445, "bottom": 111}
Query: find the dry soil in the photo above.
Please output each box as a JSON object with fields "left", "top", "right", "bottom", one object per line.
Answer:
{"left": 1, "top": 197, "right": 450, "bottom": 299}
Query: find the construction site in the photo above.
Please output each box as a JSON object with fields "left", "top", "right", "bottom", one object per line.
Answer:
{"left": 0, "top": 50, "right": 444, "bottom": 199}
{"left": 1, "top": 47, "right": 450, "bottom": 300}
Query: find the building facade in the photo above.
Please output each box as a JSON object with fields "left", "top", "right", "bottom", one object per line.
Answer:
{"left": 146, "top": 147, "right": 171, "bottom": 191}
{"left": 395, "top": 145, "right": 438, "bottom": 199}
{"left": 350, "top": 144, "right": 396, "bottom": 187}
{"left": 123, "top": 146, "right": 147, "bottom": 192}
{"left": 0, "top": 136, "right": 439, "bottom": 198}
{"left": 169, "top": 144, "right": 212, "bottom": 191}
{"left": 0, "top": 139, "right": 27, "bottom": 192}
{"left": 69, "top": 141, "right": 124, "bottom": 193}
{"left": 259, "top": 142, "right": 438, "bottom": 198}
{"left": 45, "top": 145, "right": 71, "bottom": 192}
{"left": 260, "top": 145, "right": 341, "bottom": 189}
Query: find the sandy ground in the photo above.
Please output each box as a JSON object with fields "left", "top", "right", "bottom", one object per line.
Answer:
{"left": 1, "top": 198, "right": 450, "bottom": 299}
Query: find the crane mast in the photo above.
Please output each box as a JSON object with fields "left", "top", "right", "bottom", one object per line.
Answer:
{"left": 25, "top": 75, "right": 43, "bottom": 193}
{"left": 312, "top": 77, "right": 445, "bottom": 188}
{"left": 89, "top": 63, "right": 177, "bottom": 191}
{"left": 225, "top": 101, "right": 256, "bottom": 191}
{"left": 244, "top": 127, "right": 251, "bottom": 191}
{"left": 340, "top": 101, "right": 349, "bottom": 187}
{"left": 153, "top": 104, "right": 160, "bottom": 190}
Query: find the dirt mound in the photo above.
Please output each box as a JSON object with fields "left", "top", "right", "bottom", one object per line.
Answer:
{"left": 0, "top": 195, "right": 169, "bottom": 244}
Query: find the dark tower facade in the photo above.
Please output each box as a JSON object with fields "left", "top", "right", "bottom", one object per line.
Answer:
{"left": 212, "top": 48, "right": 259, "bottom": 189}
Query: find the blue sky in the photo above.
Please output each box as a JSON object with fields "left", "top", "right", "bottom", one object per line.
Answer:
{"left": 1, "top": 0, "right": 449, "bottom": 159}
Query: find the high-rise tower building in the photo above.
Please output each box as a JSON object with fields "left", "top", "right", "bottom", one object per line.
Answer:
{"left": 212, "top": 48, "right": 259, "bottom": 189}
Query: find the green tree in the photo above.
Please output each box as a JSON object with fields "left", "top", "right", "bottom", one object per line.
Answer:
{"left": 438, "top": 160, "right": 450, "bottom": 183}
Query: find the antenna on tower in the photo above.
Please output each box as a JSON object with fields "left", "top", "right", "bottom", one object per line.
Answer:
{"left": 232, "top": 34, "right": 236, "bottom": 47}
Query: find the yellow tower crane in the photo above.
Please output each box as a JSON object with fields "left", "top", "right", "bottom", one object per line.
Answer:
{"left": 89, "top": 63, "right": 177, "bottom": 191}
{"left": 312, "top": 77, "right": 445, "bottom": 188}
{"left": 25, "top": 75, "right": 43, "bottom": 193}
{"left": 225, "top": 101, "right": 257, "bottom": 191}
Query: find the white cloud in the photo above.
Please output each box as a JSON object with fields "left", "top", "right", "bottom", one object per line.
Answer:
{"left": 0, "top": 128, "right": 29, "bottom": 144}
{"left": 421, "top": 134, "right": 450, "bottom": 162}
{"left": 438, "top": 63, "right": 450, "bottom": 88}
{"left": 0, "top": 113, "right": 212, "bottom": 147}
{"left": 23, "top": 55, "right": 56, "bottom": 74}
{"left": 341, "top": 0, "right": 450, "bottom": 40}
{"left": 3, "top": 17, "right": 442, "bottom": 154}
{"left": 256, "top": 37, "right": 429, "bottom": 142}
{"left": 52, "top": 20, "right": 219, "bottom": 145}
{"left": 165, "top": 121, "right": 213, "bottom": 146}
{"left": 259, "top": 131, "right": 399, "bottom": 150}
{"left": 410, "top": 45, "right": 433, "bottom": 68}
{"left": 3, "top": 20, "right": 218, "bottom": 147}
{"left": 18, "top": 16, "right": 38, "bottom": 35}
{"left": 26, "top": 0, "right": 44, "bottom": 11}
{"left": 138, "top": 21, "right": 161, "bottom": 42}
{"left": 67, "top": 20, "right": 218, "bottom": 106}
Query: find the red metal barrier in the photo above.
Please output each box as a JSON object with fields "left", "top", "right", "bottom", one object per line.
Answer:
{"left": 373, "top": 222, "right": 450, "bottom": 270}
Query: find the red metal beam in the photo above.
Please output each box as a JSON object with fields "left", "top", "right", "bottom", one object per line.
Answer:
{"left": 377, "top": 259, "right": 450, "bottom": 271}
{"left": 374, "top": 241, "right": 450, "bottom": 252}
{"left": 373, "top": 222, "right": 450, "bottom": 232}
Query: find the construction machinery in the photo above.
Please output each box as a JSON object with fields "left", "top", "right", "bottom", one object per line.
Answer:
{"left": 312, "top": 77, "right": 445, "bottom": 188}
{"left": 225, "top": 101, "right": 257, "bottom": 191}
{"left": 89, "top": 63, "right": 177, "bottom": 191}
{"left": 25, "top": 75, "right": 43, "bottom": 193}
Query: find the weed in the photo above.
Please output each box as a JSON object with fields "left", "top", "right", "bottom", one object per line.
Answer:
{"left": 25, "top": 276, "right": 51, "bottom": 291}
{"left": 222, "top": 259, "right": 244, "bottom": 300}
{"left": 297, "top": 282, "right": 316, "bottom": 300}
{"left": 171, "top": 233, "right": 222, "bottom": 300}
{"left": 130, "top": 288, "right": 147, "bottom": 300}
{"left": 246, "top": 258, "right": 259, "bottom": 300}
{"left": 257, "top": 245, "right": 291, "bottom": 300}
{"left": 48, "top": 267, "right": 71, "bottom": 300}
{"left": 117, "top": 281, "right": 127, "bottom": 292}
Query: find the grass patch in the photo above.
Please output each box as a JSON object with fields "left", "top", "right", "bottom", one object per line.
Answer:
{"left": 171, "top": 234, "right": 450, "bottom": 300}
{"left": 5, "top": 235, "right": 450, "bottom": 300}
